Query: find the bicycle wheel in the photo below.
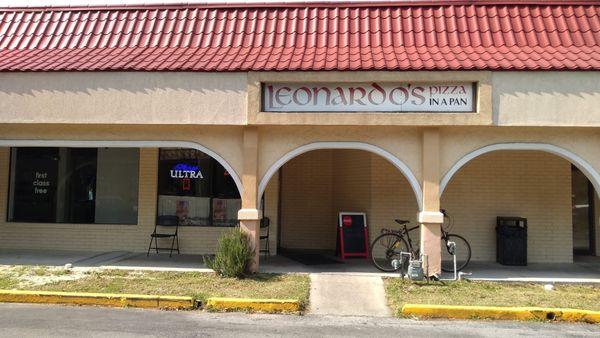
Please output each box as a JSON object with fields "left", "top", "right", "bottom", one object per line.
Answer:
{"left": 370, "top": 233, "right": 410, "bottom": 272}
{"left": 441, "top": 234, "right": 471, "bottom": 273}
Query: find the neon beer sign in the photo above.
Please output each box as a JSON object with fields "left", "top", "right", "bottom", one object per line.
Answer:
{"left": 170, "top": 163, "right": 203, "bottom": 179}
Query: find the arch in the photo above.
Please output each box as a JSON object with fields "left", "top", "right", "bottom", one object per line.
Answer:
{"left": 440, "top": 143, "right": 600, "bottom": 197}
{"left": 0, "top": 139, "right": 243, "bottom": 194}
{"left": 258, "top": 141, "right": 423, "bottom": 210}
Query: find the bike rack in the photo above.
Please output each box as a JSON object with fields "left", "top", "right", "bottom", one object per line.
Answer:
{"left": 449, "top": 241, "right": 457, "bottom": 280}
{"left": 440, "top": 241, "right": 472, "bottom": 281}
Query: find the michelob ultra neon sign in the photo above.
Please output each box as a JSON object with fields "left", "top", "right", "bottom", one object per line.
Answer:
{"left": 170, "top": 163, "right": 203, "bottom": 179}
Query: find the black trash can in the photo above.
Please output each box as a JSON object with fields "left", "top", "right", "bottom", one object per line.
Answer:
{"left": 496, "top": 217, "right": 527, "bottom": 266}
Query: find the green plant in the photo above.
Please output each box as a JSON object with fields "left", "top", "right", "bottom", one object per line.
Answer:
{"left": 204, "top": 228, "right": 254, "bottom": 278}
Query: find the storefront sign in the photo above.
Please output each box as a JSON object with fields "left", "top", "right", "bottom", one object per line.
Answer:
{"left": 33, "top": 171, "right": 51, "bottom": 194}
{"left": 338, "top": 212, "right": 369, "bottom": 259}
{"left": 263, "top": 82, "right": 474, "bottom": 112}
{"left": 170, "top": 163, "right": 203, "bottom": 179}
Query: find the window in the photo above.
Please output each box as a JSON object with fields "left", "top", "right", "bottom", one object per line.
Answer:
{"left": 157, "top": 148, "right": 240, "bottom": 226}
{"left": 8, "top": 147, "right": 139, "bottom": 224}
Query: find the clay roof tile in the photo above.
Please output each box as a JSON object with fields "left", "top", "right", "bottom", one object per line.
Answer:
{"left": 0, "top": 2, "right": 597, "bottom": 71}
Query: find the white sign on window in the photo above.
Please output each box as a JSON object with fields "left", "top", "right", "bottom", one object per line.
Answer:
{"left": 263, "top": 82, "right": 475, "bottom": 112}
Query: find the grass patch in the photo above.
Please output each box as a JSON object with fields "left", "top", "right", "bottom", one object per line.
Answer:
{"left": 384, "top": 279, "right": 600, "bottom": 316}
{"left": 0, "top": 265, "right": 80, "bottom": 289}
{"left": 0, "top": 275, "right": 18, "bottom": 289}
{"left": 1, "top": 265, "right": 310, "bottom": 311}
{"left": 34, "top": 270, "right": 310, "bottom": 309}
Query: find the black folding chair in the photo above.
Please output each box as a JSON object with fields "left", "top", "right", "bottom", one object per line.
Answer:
{"left": 259, "top": 217, "right": 270, "bottom": 257}
{"left": 147, "top": 215, "right": 180, "bottom": 257}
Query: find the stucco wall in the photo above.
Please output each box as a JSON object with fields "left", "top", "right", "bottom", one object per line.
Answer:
{"left": 2, "top": 71, "right": 599, "bottom": 127}
{"left": 0, "top": 72, "right": 247, "bottom": 125}
{"left": 0, "top": 124, "right": 245, "bottom": 196}
{"left": 493, "top": 72, "right": 600, "bottom": 126}
{"left": 257, "top": 125, "right": 423, "bottom": 190}
{"left": 439, "top": 127, "right": 600, "bottom": 198}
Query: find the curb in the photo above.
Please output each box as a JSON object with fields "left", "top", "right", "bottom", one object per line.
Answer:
{"left": 401, "top": 304, "right": 600, "bottom": 323}
{"left": 206, "top": 297, "right": 300, "bottom": 313}
{"left": 0, "top": 289, "right": 195, "bottom": 310}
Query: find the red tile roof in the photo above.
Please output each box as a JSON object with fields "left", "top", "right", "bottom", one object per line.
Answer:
{"left": 0, "top": 1, "right": 599, "bottom": 71}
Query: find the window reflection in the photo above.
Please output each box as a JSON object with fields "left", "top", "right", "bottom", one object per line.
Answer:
{"left": 8, "top": 147, "right": 139, "bottom": 224}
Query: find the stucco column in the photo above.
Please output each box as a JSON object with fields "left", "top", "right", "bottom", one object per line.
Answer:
{"left": 238, "top": 126, "right": 262, "bottom": 273}
{"left": 419, "top": 128, "right": 443, "bottom": 276}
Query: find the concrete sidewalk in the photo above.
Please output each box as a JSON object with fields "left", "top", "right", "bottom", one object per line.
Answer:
{"left": 308, "top": 274, "right": 391, "bottom": 317}
{"left": 2, "top": 249, "right": 600, "bottom": 283}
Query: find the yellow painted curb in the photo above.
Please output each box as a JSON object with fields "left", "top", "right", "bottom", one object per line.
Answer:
{"left": 0, "top": 289, "right": 195, "bottom": 309}
{"left": 206, "top": 297, "right": 300, "bottom": 313}
{"left": 401, "top": 304, "right": 600, "bottom": 324}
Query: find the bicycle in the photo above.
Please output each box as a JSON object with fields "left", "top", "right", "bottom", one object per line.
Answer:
{"left": 370, "top": 209, "right": 471, "bottom": 273}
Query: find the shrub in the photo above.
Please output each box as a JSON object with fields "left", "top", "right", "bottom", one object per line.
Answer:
{"left": 205, "top": 228, "right": 254, "bottom": 278}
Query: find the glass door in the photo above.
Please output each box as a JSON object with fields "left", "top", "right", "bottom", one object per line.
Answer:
{"left": 572, "top": 166, "right": 596, "bottom": 255}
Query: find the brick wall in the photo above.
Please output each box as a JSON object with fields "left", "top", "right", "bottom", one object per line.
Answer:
{"left": 332, "top": 150, "right": 372, "bottom": 220}
{"left": 280, "top": 150, "right": 335, "bottom": 250}
{"left": 279, "top": 149, "right": 419, "bottom": 252}
{"left": 279, "top": 149, "right": 575, "bottom": 263}
{"left": 0, "top": 146, "right": 581, "bottom": 262}
{"left": 0, "top": 147, "right": 230, "bottom": 254}
{"left": 441, "top": 151, "right": 573, "bottom": 263}
{"left": 369, "top": 155, "right": 421, "bottom": 255}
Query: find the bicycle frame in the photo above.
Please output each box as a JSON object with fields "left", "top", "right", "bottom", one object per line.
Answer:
{"left": 402, "top": 224, "right": 419, "bottom": 255}
{"left": 372, "top": 209, "right": 471, "bottom": 273}
{"left": 396, "top": 224, "right": 452, "bottom": 256}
